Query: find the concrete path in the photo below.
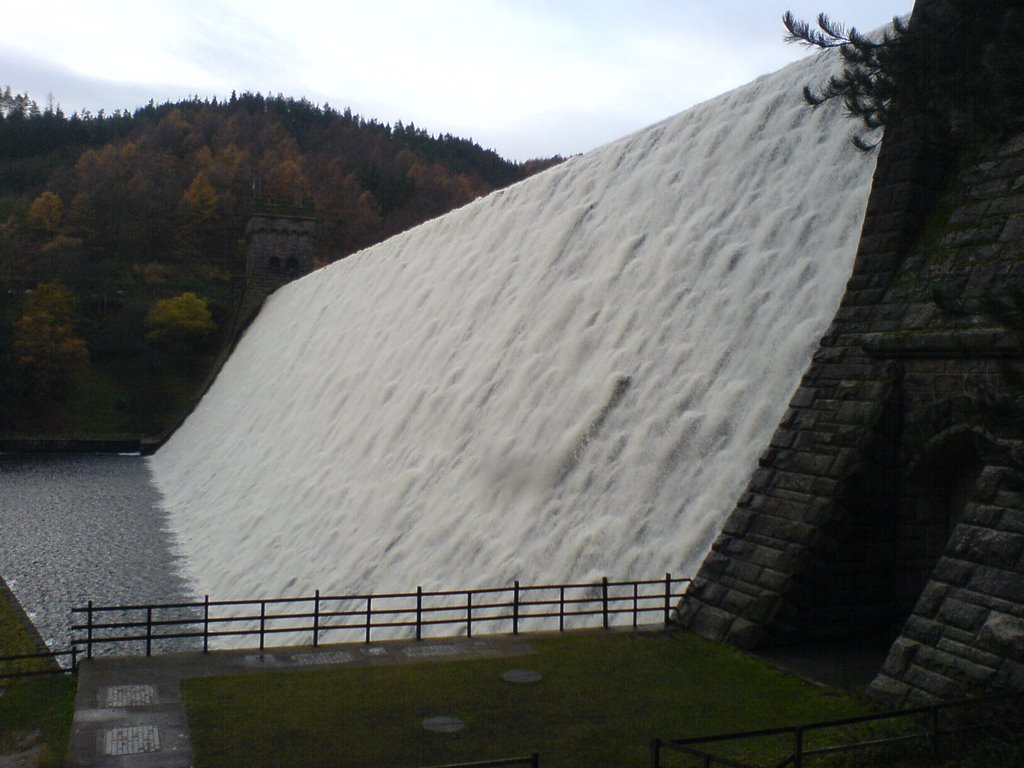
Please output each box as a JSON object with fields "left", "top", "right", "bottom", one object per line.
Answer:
{"left": 69, "top": 635, "right": 537, "bottom": 768}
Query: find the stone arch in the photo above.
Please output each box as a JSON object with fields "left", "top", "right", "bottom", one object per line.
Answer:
{"left": 901, "top": 395, "right": 999, "bottom": 474}
{"left": 784, "top": 396, "right": 999, "bottom": 644}
{"left": 894, "top": 421, "right": 990, "bottom": 625}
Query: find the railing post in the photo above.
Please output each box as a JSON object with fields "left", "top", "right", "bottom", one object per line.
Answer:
{"left": 664, "top": 572, "right": 672, "bottom": 624}
{"left": 513, "top": 581, "right": 520, "bottom": 635}
{"left": 71, "top": 645, "right": 78, "bottom": 673}
{"left": 466, "top": 592, "right": 473, "bottom": 638}
{"left": 633, "top": 582, "right": 639, "bottom": 628}
{"left": 146, "top": 606, "right": 153, "bottom": 657}
{"left": 313, "top": 590, "right": 320, "bottom": 647}
{"left": 602, "top": 577, "right": 609, "bottom": 629}
{"left": 649, "top": 738, "right": 659, "bottom": 768}
{"left": 366, "top": 596, "right": 372, "bottom": 644}
{"left": 559, "top": 586, "right": 565, "bottom": 632}
{"left": 259, "top": 600, "right": 266, "bottom": 651}
{"left": 86, "top": 600, "right": 93, "bottom": 660}
{"left": 794, "top": 727, "right": 804, "bottom": 768}
{"left": 203, "top": 595, "right": 209, "bottom": 654}
{"left": 530, "top": 751, "right": 539, "bottom": 768}
{"left": 931, "top": 705, "right": 940, "bottom": 760}
{"left": 416, "top": 586, "right": 423, "bottom": 641}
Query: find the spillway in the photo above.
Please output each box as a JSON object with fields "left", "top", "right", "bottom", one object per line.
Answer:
{"left": 151, "top": 47, "right": 877, "bottom": 604}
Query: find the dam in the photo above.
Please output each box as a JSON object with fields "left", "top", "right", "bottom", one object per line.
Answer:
{"left": 149, "top": 45, "right": 876, "bottom": 606}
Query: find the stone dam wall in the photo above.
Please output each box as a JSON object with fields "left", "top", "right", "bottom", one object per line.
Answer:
{"left": 676, "top": 116, "right": 1024, "bottom": 705}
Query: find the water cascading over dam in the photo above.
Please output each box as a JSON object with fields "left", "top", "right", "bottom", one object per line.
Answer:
{"left": 151, "top": 47, "right": 878, "bottom": 605}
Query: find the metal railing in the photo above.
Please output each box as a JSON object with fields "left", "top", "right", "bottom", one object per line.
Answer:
{"left": 650, "top": 692, "right": 1024, "bottom": 767}
{"left": 419, "top": 754, "right": 539, "bottom": 768}
{"left": 0, "top": 647, "right": 78, "bottom": 681}
{"left": 72, "top": 575, "right": 688, "bottom": 658}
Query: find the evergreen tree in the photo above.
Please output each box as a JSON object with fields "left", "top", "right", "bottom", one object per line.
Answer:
{"left": 784, "top": 1, "right": 1024, "bottom": 150}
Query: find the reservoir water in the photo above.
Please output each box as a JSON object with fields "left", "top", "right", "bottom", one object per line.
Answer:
{"left": 0, "top": 453, "right": 193, "bottom": 650}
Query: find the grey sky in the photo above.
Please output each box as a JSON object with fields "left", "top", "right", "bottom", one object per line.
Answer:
{"left": 1, "top": 1, "right": 912, "bottom": 160}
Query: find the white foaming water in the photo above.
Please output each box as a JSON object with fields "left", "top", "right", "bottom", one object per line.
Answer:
{"left": 152, "top": 49, "right": 877, "bottom": 611}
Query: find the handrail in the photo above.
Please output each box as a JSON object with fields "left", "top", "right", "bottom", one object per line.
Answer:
{"left": 419, "top": 753, "right": 539, "bottom": 768}
{"left": 71, "top": 575, "right": 690, "bottom": 658}
{"left": 650, "top": 691, "right": 1024, "bottom": 767}
{"left": 0, "top": 647, "right": 79, "bottom": 680}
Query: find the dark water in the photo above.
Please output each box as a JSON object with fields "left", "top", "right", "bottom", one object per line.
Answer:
{"left": 0, "top": 453, "right": 194, "bottom": 650}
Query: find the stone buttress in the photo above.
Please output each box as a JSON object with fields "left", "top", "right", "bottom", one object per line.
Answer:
{"left": 676, "top": 118, "right": 1024, "bottom": 704}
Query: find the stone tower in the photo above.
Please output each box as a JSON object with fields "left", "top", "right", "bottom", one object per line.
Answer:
{"left": 240, "top": 207, "right": 318, "bottom": 327}
{"left": 676, "top": 7, "right": 1024, "bottom": 705}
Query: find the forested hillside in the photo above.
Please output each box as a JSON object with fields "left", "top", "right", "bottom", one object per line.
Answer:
{"left": 0, "top": 88, "right": 561, "bottom": 438}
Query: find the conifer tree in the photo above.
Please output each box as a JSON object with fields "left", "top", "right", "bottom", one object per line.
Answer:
{"left": 784, "top": 1, "right": 1024, "bottom": 150}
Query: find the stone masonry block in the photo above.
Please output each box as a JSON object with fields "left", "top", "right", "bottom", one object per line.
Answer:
{"left": 684, "top": 605, "right": 735, "bottom": 642}
{"left": 724, "top": 559, "right": 763, "bottom": 586}
{"left": 734, "top": 543, "right": 789, "bottom": 571}
{"left": 936, "top": 634, "right": 1004, "bottom": 671}
{"left": 937, "top": 598, "right": 989, "bottom": 632}
{"left": 868, "top": 674, "right": 914, "bottom": 708}
{"left": 902, "top": 663, "right": 961, "bottom": 701}
{"left": 921, "top": 646, "right": 997, "bottom": 687}
{"left": 742, "top": 592, "right": 782, "bottom": 625}
{"left": 721, "top": 508, "right": 756, "bottom": 538}
{"left": 748, "top": 514, "right": 815, "bottom": 546}
{"left": 700, "top": 550, "right": 730, "bottom": 578}
{"left": 932, "top": 557, "right": 978, "bottom": 587}
{"left": 965, "top": 528, "right": 1024, "bottom": 569}
{"left": 902, "top": 615, "right": 944, "bottom": 646}
{"left": 915, "top": 583, "right": 948, "bottom": 618}
{"left": 881, "top": 638, "right": 920, "bottom": 677}
{"left": 978, "top": 612, "right": 1024, "bottom": 662}
{"left": 726, "top": 617, "right": 760, "bottom": 649}
{"left": 789, "top": 387, "right": 816, "bottom": 408}
{"left": 755, "top": 568, "right": 792, "bottom": 594}
{"left": 835, "top": 400, "right": 881, "bottom": 425}
{"left": 771, "top": 450, "right": 836, "bottom": 477}
{"left": 969, "top": 565, "right": 1024, "bottom": 603}
{"left": 718, "top": 536, "right": 756, "bottom": 558}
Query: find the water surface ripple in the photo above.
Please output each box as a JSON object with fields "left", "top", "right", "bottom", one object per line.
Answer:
{"left": 0, "top": 453, "right": 193, "bottom": 650}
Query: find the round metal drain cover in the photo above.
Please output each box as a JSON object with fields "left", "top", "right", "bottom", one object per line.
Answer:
{"left": 502, "top": 669, "right": 542, "bottom": 683}
{"left": 423, "top": 716, "right": 465, "bottom": 733}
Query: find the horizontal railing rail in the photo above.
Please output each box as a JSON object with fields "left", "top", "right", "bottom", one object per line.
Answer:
{"left": 650, "top": 691, "right": 1024, "bottom": 767}
{"left": 72, "top": 575, "right": 689, "bottom": 658}
{"left": 419, "top": 753, "right": 539, "bottom": 768}
{"left": 0, "top": 647, "right": 79, "bottom": 681}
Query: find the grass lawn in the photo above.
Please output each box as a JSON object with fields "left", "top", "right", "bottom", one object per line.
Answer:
{"left": 0, "top": 585, "right": 76, "bottom": 768}
{"left": 183, "top": 629, "right": 879, "bottom": 768}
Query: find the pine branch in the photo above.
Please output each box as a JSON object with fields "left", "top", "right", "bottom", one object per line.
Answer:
{"left": 783, "top": 11, "right": 848, "bottom": 49}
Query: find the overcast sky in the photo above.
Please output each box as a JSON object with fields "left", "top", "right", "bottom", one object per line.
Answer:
{"left": 2, "top": 1, "right": 912, "bottom": 161}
